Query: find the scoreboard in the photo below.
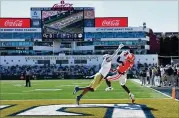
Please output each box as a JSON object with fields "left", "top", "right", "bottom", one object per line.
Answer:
{"left": 31, "top": 7, "right": 95, "bottom": 41}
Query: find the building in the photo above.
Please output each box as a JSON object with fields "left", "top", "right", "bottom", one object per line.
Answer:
{"left": 0, "top": 6, "right": 159, "bottom": 66}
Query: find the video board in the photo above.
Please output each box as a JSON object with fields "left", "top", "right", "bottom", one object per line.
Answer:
{"left": 38, "top": 7, "right": 94, "bottom": 41}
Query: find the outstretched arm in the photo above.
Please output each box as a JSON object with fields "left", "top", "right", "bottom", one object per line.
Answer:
{"left": 117, "top": 56, "right": 124, "bottom": 66}
{"left": 86, "top": 75, "right": 95, "bottom": 79}
{"left": 108, "top": 44, "right": 124, "bottom": 61}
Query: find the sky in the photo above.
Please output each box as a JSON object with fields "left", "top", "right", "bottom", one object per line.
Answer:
{"left": 0, "top": 0, "right": 178, "bottom": 32}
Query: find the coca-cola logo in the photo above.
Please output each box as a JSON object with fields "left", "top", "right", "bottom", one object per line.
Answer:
{"left": 95, "top": 17, "right": 128, "bottom": 27}
{"left": 0, "top": 18, "right": 31, "bottom": 28}
{"left": 5, "top": 20, "right": 23, "bottom": 27}
{"left": 52, "top": 0, "right": 73, "bottom": 11}
{"left": 102, "top": 20, "right": 120, "bottom": 27}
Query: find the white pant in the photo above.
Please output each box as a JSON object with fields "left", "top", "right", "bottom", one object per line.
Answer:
{"left": 107, "top": 73, "right": 127, "bottom": 85}
{"left": 154, "top": 76, "right": 160, "bottom": 86}
{"left": 119, "top": 73, "right": 127, "bottom": 85}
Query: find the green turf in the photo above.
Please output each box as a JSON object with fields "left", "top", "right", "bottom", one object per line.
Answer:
{"left": 0, "top": 79, "right": 168, "bottom": 100}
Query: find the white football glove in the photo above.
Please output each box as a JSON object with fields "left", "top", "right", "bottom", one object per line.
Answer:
{"left": 118, "top": 43, "right": 124, "bottom": 49}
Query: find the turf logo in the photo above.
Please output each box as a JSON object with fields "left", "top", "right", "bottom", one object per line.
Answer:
{"left": 11, "top": 104, "right": 154, "bottom": 118}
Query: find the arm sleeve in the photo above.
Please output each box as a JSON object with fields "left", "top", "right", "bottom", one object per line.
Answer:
{"left": 87, "top": 75, "right": 95, "bottom": 78}
{"left": 117, "top": 56, "right": 124, "bottom": 66}
{"left": 108, "top": 48, "right": 121, "bottom": 61}
{"left": 110, "top": 68, "right": 117, "bottom": 72}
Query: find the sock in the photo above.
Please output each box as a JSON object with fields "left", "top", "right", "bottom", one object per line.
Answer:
{"left": 105, "top": 79, "right": 111, "bottom": 87}
{"left": 79, "top": 94, "right": 83, "bottom": 98}
{"left": 78, "top": 87, "right": 83, "bottom": 90}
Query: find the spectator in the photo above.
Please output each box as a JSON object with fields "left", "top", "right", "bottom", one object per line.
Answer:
{"left": 151, "top": 67, "right": 156, "bottom": 86}
{"left": 154, "top": 67, "right": 161, "bottom": 87}
{"left": 149, "top": 68, "right": 153, "bottom": 85}
{"left": 141, "top": 68, "right": 147, "bottom": 86}
{"left": 160, "top": 66, "right": 165, "bottom": 86}
{"left": 146, "top": 69, "right": 150, "bottom": 84}
{"left": 166, "top": 66, "right": 174, "bottom": 86}
{"left": 173, "top": 68, "right": 178, "bottom": 87}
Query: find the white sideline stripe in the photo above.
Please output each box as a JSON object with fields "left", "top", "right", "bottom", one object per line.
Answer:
{"left": 0, "top": 105, "right": 10, "bottom": 109}
{"left": 0, "top": 98, "right": 171, "bottom": 101}
{"left": 131, "top": 79, "right": 179, "bottom": 101}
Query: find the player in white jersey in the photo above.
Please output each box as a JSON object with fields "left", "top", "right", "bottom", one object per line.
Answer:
{"left": 73, "top": 44, "right": 124, "bottom": 105}
{"left": 104, "top": 51, "right": 126, "bottom": 91}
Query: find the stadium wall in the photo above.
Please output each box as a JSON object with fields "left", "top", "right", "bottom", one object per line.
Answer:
{"left": 99, "top": 38, "right": 149, "bottom": 41}
{"left": 0, "top": 55, "right": 158, "bottom": 66}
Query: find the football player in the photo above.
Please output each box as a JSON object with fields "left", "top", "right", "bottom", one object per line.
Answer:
{"left": 105, "top": 50, "right": 135, "bottom": 103}
{"left": 104, "top": 51, "right": 126, "bottom": 91}
{"left": 73, "top": 44, "right": 124, "bottom": 105}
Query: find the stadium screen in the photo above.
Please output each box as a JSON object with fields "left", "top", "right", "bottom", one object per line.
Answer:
{"left": 42, "top": 8, "right": 84, "bottom": 41}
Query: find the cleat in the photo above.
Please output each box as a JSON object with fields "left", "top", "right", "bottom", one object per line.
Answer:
{"left": 73, "top": 86, "right": 79, "bottom": 95}
{"left": 76, "top": 96, "right": 81, "bottom": 105}
{"left": 129, "top": 93, "right": 135, "bottom": 104}
{"left": 105, "top": 87, "right": 113, "bottom": 91}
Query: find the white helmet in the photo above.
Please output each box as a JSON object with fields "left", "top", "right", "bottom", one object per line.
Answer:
{"left": 103, "top": 54, "right": 110, "bottom": 58}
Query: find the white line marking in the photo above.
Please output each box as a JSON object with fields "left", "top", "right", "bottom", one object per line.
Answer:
{"left": 57, "top": 85, "right": 76, "bottom": 87}
{"left": 15, "top": 104, "right": 148, "bottom": 117}
{"left": 0, "top": 98, "right": 171, "bottom": 101}
{"left": 35, "top": 89, "right": 62, "bottom": 91}
{"left": 0, "top": 105, "right": 10, "bottom": 109}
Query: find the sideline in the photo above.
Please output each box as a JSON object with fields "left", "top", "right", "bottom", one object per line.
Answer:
{"left": 131, "top": 79, "right": 179, "bottom": 101}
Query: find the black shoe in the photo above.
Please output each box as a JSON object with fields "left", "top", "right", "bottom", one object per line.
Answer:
{"left": 73, "top": 86, "right": 79, "bottom": 95}
{"left": 76, "top": 96, "right": 81, "bottom": 105}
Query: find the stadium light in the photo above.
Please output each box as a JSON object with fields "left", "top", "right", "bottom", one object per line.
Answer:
{"left": 143, "top": 22, "right": 146, "bottom": 29}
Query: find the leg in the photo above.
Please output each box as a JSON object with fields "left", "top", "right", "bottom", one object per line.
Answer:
{"left": 154, "top": 76, "right": 156, "bottom": 86}
{"left": 141, "top": 77, "right": 144, "bottom": 85}
{"left": 104, "top": 79, "right": 113, "bottom": 91}
{"left": 104, "top": 73, "right": 113, "bottom": 91}
{"left": 158, "top": 76, "right": 161, "bottom": 86}
{"left": 150, "top": 76, "right": 152, "bottom": 86}
{"left": 105, "top": 79, "right": 111, "bottom": 87}
{"left": 107, "top": 72, "right": 121, "bottom": 81}
{"left": 25, "top": 76, "right": 28, "bottom": 87}
{"left": 119, "top": 74, "right": 135, "bottom": 103}
{"left": 147, "top": 76, "right": 149, "bottom": 84}
{"left": 74, "top": 73, "right": 103, "bottom": 105}
{"left": 121, "top": 84, "right": 130, "bottom": 94}
{"left": 144, "top": 77, "right": 147, "bottom": 85}
{"left": 152, "top": 76, "right": 155, "bottom": 86}
{"left": 29, "top": 77, "right": 31, "bottom": 87}
{"left": 73, "top": 86, "right": 94, "bottom": 95}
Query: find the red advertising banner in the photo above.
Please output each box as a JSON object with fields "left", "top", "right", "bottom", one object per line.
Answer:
{"left": 0, "top": 18, "right": 31, "bottom": 28}
{"left": 95, "top": 17, "right": 128, "bottom": 27}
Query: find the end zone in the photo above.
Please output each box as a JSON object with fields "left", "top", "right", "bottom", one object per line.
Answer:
{"left": 7, "top": 104, "right": 154, "bottom": 118}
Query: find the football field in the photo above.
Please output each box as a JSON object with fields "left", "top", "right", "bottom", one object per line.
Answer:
{"left": 0, "top": 79, "right": 178, "bottom": 118}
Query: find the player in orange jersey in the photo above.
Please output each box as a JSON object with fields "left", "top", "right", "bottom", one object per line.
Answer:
{"left": 105, "top": 50, "right": 135, "bottom": 103}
